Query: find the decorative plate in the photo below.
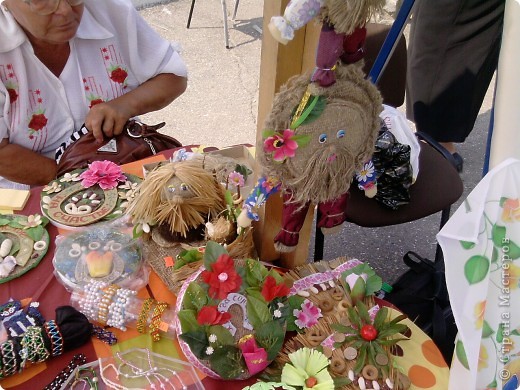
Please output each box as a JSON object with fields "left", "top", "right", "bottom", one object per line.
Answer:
{"left": 40, "top": 163, "right": 141, "bottom": 230}
{"left": 53, "top": 229, "right": 143, "bottom": 290}
{"left": 0, "top": 214, "right": 50, "bottom": 284}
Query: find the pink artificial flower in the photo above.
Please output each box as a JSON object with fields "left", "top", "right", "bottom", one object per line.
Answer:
{"left": 228, "top": 171, "right": 245, "bottom": 188}
{"left": 79, "top": 160, "right": 127, "bottom": 190}
{"left": 293, "top": 299, "right": 322, "bottom": 329}
{"left": 238, "top": 335, "right": 270, "bottom": 375}
{"left": 263, "top": 129, "right": 299, "bottom": 162}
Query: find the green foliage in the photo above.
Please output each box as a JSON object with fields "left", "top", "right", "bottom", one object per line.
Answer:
{"left": 177, "top": 310, "right": 199, "bottom": 333}
{"left": 203, "top": 241, "right": 228, "bottom": 269}
{"left": 183, "top": 283, "right": 209, "bottom": 311}
{"left": 455, "top": 340, "right": 470, "bottom": 370}
{"left": 208, "top": 345, "right": 247, "bottom": 379}
{"left": 481, "top": 320, "right": 494, "bottom": 339}
{"left": 341, "top": 263, "right": 382, "bottom": 296}
{"left": 179, "top": 330, "right": 208, "bottom": 359}
{"left": 255, "top": 321, "right": 285, "bottom": 361}
{"left": 247, "top": 294, "right": 271, "bottom": 328}
{"left": 460, "top": 240, "right": 476, "bottom": 250}
{"left": 174, "top": 249, "right": 203, "bottom": 270}
{"left": 234, "top": 164, "right": 252, "bottom": 181}
{"left": 464, "top": 255, "right": 490, "bottom": 284}
{"left": 25, "top": 224, "right": 45, "bottom": 242}
{"left": 207, "top": 325, "right": 235, "bottom": 346}
{"left": 245, "top": 259, "right": 268, "bottom": 288}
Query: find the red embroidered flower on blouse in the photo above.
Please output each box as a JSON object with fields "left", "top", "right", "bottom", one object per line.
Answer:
{"left": 28, "top": 113, "right": 48, "bottom": 131}
{"left": 196, "top": 306, "right": 231, "bottom": 326}
{"left": 201, "top": 254, "right": 242, "bottom": 299}
{"left": 261, "top": 275, "right": 290, "bottom": 302}
{"left": 7, "top": 88, "right": 18, "bottom": 103}
{"left": 110, "top": 67, "right": 128, "bottom": 84}
{"left": 89, "top": 98, "right": 104, "bottom": 108}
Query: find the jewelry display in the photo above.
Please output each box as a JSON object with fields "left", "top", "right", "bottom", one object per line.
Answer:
{"left": 71, "top": 284, "right": 176, "bottom": 339}
{"left": 1, "top": 339, "right": 18, "bottom": 377}
{"left": 19, "top": 326, "right": 50, "bottom": 367}
{"left": 136, "top": 297, "right": 154, "bottom": 334}
{"left": 149, "top": 301, "right": 169, "bottom": 342}
{"left": 70, "top": 366, "right": 99, "bottom": 390}
{"left": 91, "top": 325, "right": 118, "bottom": 345}
{"left": 96, "top": 348, "right": 202, "bottom": 389}
{"left": 43, "top": 353, "right": 87, "bottom": 390}
{"left": 43, "top": 320, "right": 64, "bottom": 357}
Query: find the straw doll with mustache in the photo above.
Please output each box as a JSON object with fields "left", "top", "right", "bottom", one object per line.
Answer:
{"left": 238, "top": 64, "right": 382, "bottom": 252}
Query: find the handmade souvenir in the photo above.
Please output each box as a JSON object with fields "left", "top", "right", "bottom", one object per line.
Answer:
{"left": 126, "top": 157, "right": 256, "bottom": 295}
{"left": 0, "top": 306, "right": 92, "bottom": 379}
{"left": 61, "top": 348, "right": 203, "bottom": 390}
{"left": 0, "top": 214, "right": 50, "bottom": 283}
{"left": 174, "top": 241, "right": 299, "bottom": 380}
{"left": 53, "top": 224, "right": 145, "bottom": 291}
{"left": 0, "top": 300, "right": 45, "bottom": 339}
{"left": 238, "top": 64, "right": 382, "bottom": 252}
{"left": 70, "top": 281, "right": 176, "bottom": 339}
{"left": 40, "top": 160, "right": 141, "bottom": 230}
{"left": 249, "top": 258, "right": 450, "bottom": 390}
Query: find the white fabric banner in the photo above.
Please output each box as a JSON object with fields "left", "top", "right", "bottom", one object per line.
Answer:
{"left": 490, "top": 0, "right": 520, "bottom": 169}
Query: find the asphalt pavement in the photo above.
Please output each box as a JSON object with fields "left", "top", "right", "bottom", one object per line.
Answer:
{"left": 136, "top": 0, "right": 494, "bottom": 283}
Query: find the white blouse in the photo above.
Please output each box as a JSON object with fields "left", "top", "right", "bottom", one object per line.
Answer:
{"left": 0, "top": 0, "right": 188, "bottom": 189}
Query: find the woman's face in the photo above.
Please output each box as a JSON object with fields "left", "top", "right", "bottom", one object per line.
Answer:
{"left": 5, "top": 0, "right": 84, "bottom": 46}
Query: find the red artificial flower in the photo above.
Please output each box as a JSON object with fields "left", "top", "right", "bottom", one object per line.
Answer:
{"left": 197, "top": 306, "right": 231, "bottom": 326}
{"left": 89, "top": 98, "right": 104, "bottom": 108}
{"left": 7, "top": 88, "right": 17, "bottom": 103}
{"left": 28, "top": 113, "right": 48, "bottom": 131}
{"left": 110, "top": 67, "right": 128, "bottom": 84}
{"left": 201, "top": 254, "right": 242, "bottom": 299}
{"left": 261, "top": 275, "right": 290, "bottom": 302}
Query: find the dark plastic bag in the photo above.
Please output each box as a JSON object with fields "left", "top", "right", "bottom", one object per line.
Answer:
{"left": 372, "top": 121, "right": 413, "bottom": 210}
{"left": 384, "top": 251, "right": 457, "bottom": 363}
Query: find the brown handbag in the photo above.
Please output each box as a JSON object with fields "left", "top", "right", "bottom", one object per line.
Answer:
{"left": 55, "top": 120, "right": 182, "bottom": 177}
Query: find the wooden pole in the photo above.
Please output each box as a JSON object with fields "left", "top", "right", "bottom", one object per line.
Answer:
{"left": 254, "top": 0, "right": 320, "bottom": 268}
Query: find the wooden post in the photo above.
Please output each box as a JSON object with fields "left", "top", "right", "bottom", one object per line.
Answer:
{"left": 253, "top": 0, "right": 320, "bottom": 268}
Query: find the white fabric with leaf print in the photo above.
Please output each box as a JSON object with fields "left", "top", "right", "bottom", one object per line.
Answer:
{"left": 438, "top": 158, "right": 520, "bottom": 390}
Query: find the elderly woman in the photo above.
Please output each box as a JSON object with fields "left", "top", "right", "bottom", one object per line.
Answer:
{"left": 0, "top": 0, "right": 188, "bottom": 189}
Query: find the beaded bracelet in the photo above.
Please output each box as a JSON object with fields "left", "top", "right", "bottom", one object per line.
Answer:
{"left": 98, "top": 284, "right": 119, "bottom": 325}
{"left": 43, "top": 354, "right": 87, "bottom": 390}
{"left": 20, "top": 326, "right": 50, "bottom": 368}
{"left": 1, "top": 340, "right": 17, "bottom": 377}
{"left": 71, "top": 367, "right": 99, "bottom": 390}
{"left": 136, "top": 298, "right": 154, "bottom": 334}
{"left": 43, "top": 320, "right": 64, "bottom": 357}
{"left": 92, "top": 325, "right": 118, "bottom": 345}
{"left": 149, "top": 301, "right": 169, "bottom": 342}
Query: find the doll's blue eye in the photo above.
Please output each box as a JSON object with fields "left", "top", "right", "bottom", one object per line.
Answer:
{"left": 318, "top": 134, "right": 327, "bottom": 143}
{"left": 167, "top": 185, "right": 175, "bottom": 193}
{"left": 180, "top": 183, "right": 188, "bottom": 191}
{"left": 337, "top": 130, "right": 346, "bottom": 138}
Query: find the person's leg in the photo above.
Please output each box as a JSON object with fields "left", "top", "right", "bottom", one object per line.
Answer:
{"left": 406, "top": 0, "right": 505, "bottom": 152}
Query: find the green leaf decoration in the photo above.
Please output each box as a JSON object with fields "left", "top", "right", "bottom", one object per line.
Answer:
{"left": 174, "top": 249, "right": 203, "bottom": 270}
{"left": 178, "top": 310, "right": 199, "bottom": 333}
{"left": 267, "top": 269, "right": 284, "bottom": 284}
{"left": 455, "top": 340, "right": 470, "bottom": 370}
{"left": 507, "top": 240, "right": 520, "bottom": 260}
{"left": 460, "top": 240, "right": 476, "bottom": 250}
{"left": 132, "top": 223, "right": 144, "bottom": 239}
{"left": 492, "top": 224, "right": 507, "bottom": 248}
{"left": 234, "top": 164, "right": 252, "bottom": 180}
{"left": 356, "top": 301, "right": 371, "bottom": 324}
{"left": 491, "top": 246, "right": 499, "bottom": 264}
{"left": 25, "top": 225, "right": 45, "bottom": 242}
{"left": 256, "top": 321, "right": 285, "bottom": 361}
{"left": 0, "top": 218, "right": 10, "bottom": 226}
{"left": 9, "top": 239, "right": 20, "bottom": 257}
{"left": 511, "top": 329, "right": 520, "bottom": 336}
{"left": 183, "top": 283, "right": 209, "bottom": 311}
{"left": 291, "top": 134, "right": 311, "bottom": 148}
{"left": 373, "top": 307, "right": 388, "bottom": 330}
{"left": 262, "top": 129, "right": 275, "bottom": 139}
{"left": 464, "top": 255, "right": 490, "bottom": 284}
{"left": 245, "top": 259, "right": 268, "bottom": 288}
{"left": 179, "top": 330, "right": 209, "bottom": 359}
{"left": 347, "top": 306, "right": 362, "bottom": 329}
{"left": 496, "top": 323, "right": 505, "bottom": 343}
{"left": 208, "top": 345, "right": 247, "bottom": 379}
{"left": 207, "top": 325, "right": 235, "bottom": 346}
{"left": 290, "top": 95, "right": 326, "bottom": 129}
{"left": 354, "top": 343, "right": 368, "bottom": 373}
{"left": 499, "top": 197, "right": 509, "bottom": 207}
{"left": 333, "top": 377, "right": 352, "bottom": 387}
{"left": 286, "top": 295, "right": 305, "bottom": 332}
{"left": 203, "top": 241, "right": 228, "bottom": 269}
{"left": 331, "top": 323, "right": 356, "bottom": 334}
{"left": 481, "top": 320, "right": 494, "bottom": 339}
{"left": 247, "top": 294, "right": 271, "bottom": 328}
{"left": 487, "top": 379, "right": 497, "bottom": 388}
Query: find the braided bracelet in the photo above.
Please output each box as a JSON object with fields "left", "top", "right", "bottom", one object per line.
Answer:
{"left": 136, "top": 298, "right": 154, "bottom": 334}
{"left": 1, "top": 340, "right": 18, "bottom": 377}
{"left": 43, "top": 353, "right": 87, "bottom": 390}
{"left": 20, "top": 326, "right": 50, "bottom": 368}
{"left": 149, "top": 302, "right": 168, "bottom": 342}
{"left": 98, "top": 284, "right": 119, "bottom": 325}
{"left": 43, "top": 320, "right": 64, "bottom": 357}
{"left": 70, "top": 367, "right": 99, "bottom": 390}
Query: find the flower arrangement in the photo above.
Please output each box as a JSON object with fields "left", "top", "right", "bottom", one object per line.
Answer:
{"left": 176, "top": 241, "right": 301, "bottom": 380}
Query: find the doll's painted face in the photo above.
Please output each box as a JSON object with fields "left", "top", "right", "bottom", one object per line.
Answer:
{"left": 282, "top": 101, "right": 371, "bottom": 202}
{"left": 161, "top": 177, "right": 196, "bottom": 203}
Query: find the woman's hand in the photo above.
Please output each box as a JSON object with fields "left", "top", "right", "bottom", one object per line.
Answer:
{"left": 84, "top": 73, "right": 187, "bottom": 143}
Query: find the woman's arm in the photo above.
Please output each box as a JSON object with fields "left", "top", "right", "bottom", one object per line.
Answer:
{"left": 85, "top": 73, "right": 187, "bottom": 143}
{"left": 0, "top": 138, "right": 57, "bottom": 186}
